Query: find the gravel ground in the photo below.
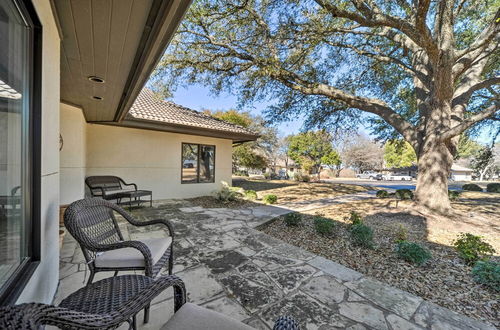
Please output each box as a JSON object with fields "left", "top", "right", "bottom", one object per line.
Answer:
{"left": 260, "top": 210, "right": 500, "bottom": 327}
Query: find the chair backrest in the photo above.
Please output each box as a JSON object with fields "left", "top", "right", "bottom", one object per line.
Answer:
{"left": 85, "top": 176, "right": 123, "bottom": 197}
{"left": 64, "top": 198, "right": 124, "bottom": 262}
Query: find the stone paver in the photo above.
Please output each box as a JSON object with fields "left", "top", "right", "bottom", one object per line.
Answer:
{"left": 56, "top": 196, "right": 496, "bottom": 329}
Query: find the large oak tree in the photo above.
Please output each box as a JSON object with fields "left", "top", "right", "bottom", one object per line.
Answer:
{"left": 152, "top": 0, "right": 499, "bottom": 212}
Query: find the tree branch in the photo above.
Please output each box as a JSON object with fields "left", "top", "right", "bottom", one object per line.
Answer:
{"left": 441, "top": 102, "right": 500, "bottom": 140}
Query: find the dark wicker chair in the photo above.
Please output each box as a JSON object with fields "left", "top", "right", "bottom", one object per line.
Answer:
{"left": 64, "top": 198, "right": 174, "bottom": 323}
{"left": 0, "top": 274, "right": 299, "bottom": 330}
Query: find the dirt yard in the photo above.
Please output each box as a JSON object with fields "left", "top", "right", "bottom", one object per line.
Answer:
{"left": 260, "top": 192, "right": 500, "bottom": 327}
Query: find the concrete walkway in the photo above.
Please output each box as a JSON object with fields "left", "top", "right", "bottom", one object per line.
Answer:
{"left": 57, "top": 196, "right": 495, "bottom": 330}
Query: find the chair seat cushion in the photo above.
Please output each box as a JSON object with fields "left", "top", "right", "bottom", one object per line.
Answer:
{"left": 161, "top": 303, "right": 255, "bottom": 330}
{"left": 94, "top": 237, "right": 172, "bottom": 268}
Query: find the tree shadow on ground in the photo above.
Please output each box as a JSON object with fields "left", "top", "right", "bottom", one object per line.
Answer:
{"left": 232, "top": 178, "right": 296, "bottom": 191}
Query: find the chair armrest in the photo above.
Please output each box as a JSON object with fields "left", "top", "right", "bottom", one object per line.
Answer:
{"left": 124, "top": 218, "right": 174, "bottom": 238}
{"left": 117, "top": 275, "right": 186, "bottom": 315}
{"left": 120, "top": 179, "right": 138, "bottom": 191}
{"left": 273, "top": 316, "right": 300, "bottom": 330}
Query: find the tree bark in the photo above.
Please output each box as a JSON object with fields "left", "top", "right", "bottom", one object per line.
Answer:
{"left": 414, "top": 139, "right": 454, "bottom": 213}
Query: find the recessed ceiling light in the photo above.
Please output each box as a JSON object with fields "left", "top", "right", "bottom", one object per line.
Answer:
{"left": 88, "top": 76, "right": 105, "bottom": 83}
{"left": 92, "top": 96, "right": 103, "bottom": 100}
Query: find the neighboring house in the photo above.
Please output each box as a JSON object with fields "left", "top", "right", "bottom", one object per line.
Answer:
{"left": 0, "top": 0, "right": 250, "bottom": 309}
{"left": 60, "top": 88, "right": 257, "bottom": 204}
{"left": 449, "top": 164, "right": 473, "bottom": 181}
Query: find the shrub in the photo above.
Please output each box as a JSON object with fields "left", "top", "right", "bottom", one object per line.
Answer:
{"left": 314, "top": 216, "right": 334, "bottom": 235}
{"left": 486, "top": 183, "right": 500, "bottom": 193}
{"left": 472, "top": 260, "right": 500, "bottom": 292}
{"left": 349, "top": 211, "right": 363, "bottom": 226}
{"left": 244, "top": 190, "right": 257, "bottom": 200}
{"left": 394, "top": 224, "right": 408, "bottom": 243}
{"left": 263, "top": 194, "right": 278, "bottom": 204}
{"left": 233, "top": 170, "right": 249, "bottom": 177}
{"left": 376, "top": 190, "right": 389, "bottom": 198}
{"left": 395, "top": 189, "right": 414, "bottom": 200}
{"left": 284, "top": 212, "right": 302, "bottom": 226}
{"left": 264, "top": 172, "right": 271, "bottom": 179}
{"left": 453, "top": 233, "right": 496, "bottom": 265}
{"left": 350, "top": 224, "right": 374, "bottom": 248}
{"left": 294, "top": 173, "right": 311, "bottom": 182}
{"left": 396, "top": 241, "right": 432, "bottom": 266}
{"left": 214, "top": 181, "right": 240, "bottom": 202}
{"left": 462, "top": 183, "right": 482, "bottom": 192}
{"left": 448, "top": 190, "right": 461, "bottom": 201}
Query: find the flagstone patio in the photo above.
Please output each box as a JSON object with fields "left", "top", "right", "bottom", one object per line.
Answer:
{"left": 57, "top": 197, "right": 495, "bottom": 330}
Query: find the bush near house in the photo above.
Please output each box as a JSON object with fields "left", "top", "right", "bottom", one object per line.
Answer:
{"left": 244, "top": 190, "right": 257, "bottom": 200}
{"left": 396, "top": 241, "right": 432, "bottom": 266}
{"left": 350, "top": 223, "right": 374, "bottom": 248}
{"left": 472, "top": 261, "right": 500, "bottom": 292}
{"left": 395, "top": 189, "right": 414, "bottom": 200}
{"left": 214, "top": 182, "right": 241, "bottom": 202}
{"left": 263, "top": 194, "right": 278, "bottom": 204}
{"left": 314, "top": 216, "right": 335, "bottom": 235}
{"left": 486, "top": 183, "right": 500, "bottom": 193}
{"left": 294, "top": 173, "right": 311, "bottom": 182}
{"left": 284, "top": 212, "right": 302, "bottom": 226}
{"left": 376, "top": 190, "right": 389, "bottom": 198}
{"left": 393, "top": 224, "right": 409, "bottom": 243}
{"left": 453, "top": 233, "right": 496, "bottom": 265}
{"left": 462, "top": 183, "right": 483, "bottom": 192}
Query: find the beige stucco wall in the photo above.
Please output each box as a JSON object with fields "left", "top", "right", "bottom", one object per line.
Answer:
{"left": 60, "top": 103, "right": 87, "bottom": 205}
{"left": 85, "top": 123, "right": 233, "bottom": 199}
{"left": 16, "top": 0, "right": 60, "bottom": 304}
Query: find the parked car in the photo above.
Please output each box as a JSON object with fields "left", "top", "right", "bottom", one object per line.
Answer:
{"left": 383, "top": 174, "right": 413, "bottom": 181}
{"left": 356, "top": 171, "right": 379, "bottom": 180}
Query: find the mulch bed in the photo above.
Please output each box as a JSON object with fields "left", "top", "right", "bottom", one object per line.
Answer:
{"left": 185, "top": 196, "right": 258, "bottom": 209}
{"left": 260, "top": 209, "right": 500, "bottom": 327}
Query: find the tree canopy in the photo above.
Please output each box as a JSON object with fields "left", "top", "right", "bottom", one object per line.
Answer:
{"left": 152, "top": 0, "right": 500, "bottom": 211}
{"left": 287, "top": 130, "right": 337, "bottom": 174}
{"left": 383, "top": 140, "right": 417, "bottom": 168}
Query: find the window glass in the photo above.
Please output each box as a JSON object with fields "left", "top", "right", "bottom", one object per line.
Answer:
{"left": 182, "top": 144, "right": 198, "bottom": 183}
{"left": 181, "top": 143, "right": 216, "bottom": 183}
{"left": 0, "top": 0, "right": 30, "bottom": 288}
{"left": 199, "top": 145, "right": 215, "bottom": 183}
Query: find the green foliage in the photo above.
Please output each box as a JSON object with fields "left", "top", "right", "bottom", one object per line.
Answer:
{"left": 209, "top": 109, "right": 252, "bottom": 127}
{"left": 233, "top": 144, "right": 268, "bottom": 170}
{"left": 456, "top": 135, "right": 483, "bottom": 159}
{"left": 214, "top": 181, "right": 240, "bottom": 202}
{"left": 321, "top": 151, "right": 342, "bottom": 167}
{"left": 263, "top": 194, "right": 278, "bottom": 204}
{"left": 395, "top": 189, "right": 414, "bottom": 200}
{"left": 376, "top": 190, "right": 389, "bottom": 198}
{"left": 472, "top": 261, "right": 500, "bottom": 292}
{"left": 314, "top": 215, "right": 334, "bottom": 235}
{"left": 462, "top": 183, "right": 483, "bottom": 192}
{"left": 244, "top": 190, "right": 257, "bottom": 200}
{"left": 486, "top": 183, "right": 500, "bottom": 193}
{"left": 383, "top": 140, "right": 417, "bottom": 168}
{"left": 453, "top": 233, "right": 496, "bottom": 265}
{"left": 293, "top": 173, "right": 310, "bottom": 182}
{"left": 396, "top": 241, "right": 432, "bottom": 266}
{"left": 350, "top": 224, "right": 374, "bottom": 248}
{"left": 233, "top": 170, "right": 249, "bottom": 177}
{"left": 349, "top": 211, "right": 363, "bottom": 226}
{"left": 287, "top": 131, "right": 336, "bottom": 174}
{"left": 448, "top": 190, "right": 461, "bottom": 201}
{"left": 284, "top": 212, "right": 301, "bottom": 226}
{"left": 394, "top": 224, "right": 408, "bottom": 243}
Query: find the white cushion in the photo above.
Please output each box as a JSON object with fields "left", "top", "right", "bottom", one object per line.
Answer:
{"left": 161, "top": 303, "right": 255, "bottom": 330}
{"left": 94, "top": 237, "right": 172, "bottom": 268}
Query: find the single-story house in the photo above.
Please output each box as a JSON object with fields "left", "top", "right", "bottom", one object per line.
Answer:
{"left": 449, "top": 164, "right": 473, "bottom": 181}
{"left": 0, "top": 0, "right": 257, "bottom": 309}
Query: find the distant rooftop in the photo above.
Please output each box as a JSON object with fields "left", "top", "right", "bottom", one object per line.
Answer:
{"left": 127, "top": 89, "right": 258, "bottom": 142}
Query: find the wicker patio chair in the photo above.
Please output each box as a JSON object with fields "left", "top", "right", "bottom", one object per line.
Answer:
{"left": 0, "top": 274, "right": 299, "bottom": 330}
{"left": 64, "top": 198, "right": 174, "bottom": 323}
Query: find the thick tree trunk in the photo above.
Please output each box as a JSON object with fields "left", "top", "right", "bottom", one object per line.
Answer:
{"left": 415, "top": 140, "right": 454, "bottom": 213}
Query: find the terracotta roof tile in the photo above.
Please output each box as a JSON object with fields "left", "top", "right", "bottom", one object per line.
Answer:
{"left": 128, "top": 88, "right": 257, "bottom": 137}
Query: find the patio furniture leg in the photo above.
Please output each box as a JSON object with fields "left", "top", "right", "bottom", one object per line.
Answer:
{"left": 144, "top": 304, "right": 150, "bottom": 324}
{"left": 131, "top": 315, "right": 137, "bottom": 330}
{"left": 114, "top": 270, "right": 119, "bottom": 277}
{"left": 86, "top": 271, "right": 95, "bottom": 285}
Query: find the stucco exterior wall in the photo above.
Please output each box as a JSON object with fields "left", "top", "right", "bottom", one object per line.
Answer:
{"left": 16, "top": 0, "right": 60, "bottom": 304}
{"left": 85, "top": 123, "right": 233, "bottom": 199}
{"left": 60, "top": 103, "right": 87, "bottom": 205}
